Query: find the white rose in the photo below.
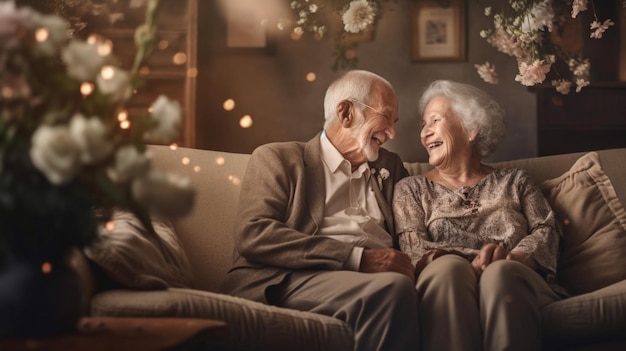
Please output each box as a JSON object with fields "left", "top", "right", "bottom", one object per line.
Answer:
{"left": 131, "top": 169, "right": 195, "bottom": 217}
{"left": 30, "top": 125, "right": 80, "bottom": 185}
{"left": 61, "top": 40, "right": 108, "bottom": 81}
{"left": 31, "top": 13, "right": 70, "bottom": 57}
{"left": 96, "top": 65, "right": 132, "bottom": 103}
{"left": 144, "top": 95, "right": 182, "bottom": 143}
{"left": 69, "top": 113, "right": 114, "bottom": 164}
{"left": 107, "top": 145, "right": 152, "bottom": 183}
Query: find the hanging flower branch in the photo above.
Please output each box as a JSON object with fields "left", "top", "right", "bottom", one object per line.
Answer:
{"left": 284, "top": 0, "right": 401, "bottom": 70}
{"left": 476, "top": 0, "right": 617, "bottom": 94}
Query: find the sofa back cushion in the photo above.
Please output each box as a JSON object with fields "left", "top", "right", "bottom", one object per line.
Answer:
{"left": 540, "top": 152, "right": 626, "bottom": 294}
{"left": 148, "top": 145, "right": 250, "bottom": 292}
{"left": 85, "top": 210, "right": 193, "bottom": 290}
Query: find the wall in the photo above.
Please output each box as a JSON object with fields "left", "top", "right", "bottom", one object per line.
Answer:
{"left": 195, "top": 0, "right": 540, "bottom": 163}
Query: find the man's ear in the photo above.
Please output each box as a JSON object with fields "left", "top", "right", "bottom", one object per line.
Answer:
{"left": 336, "top": 100, "right": 354, "bottom": 127}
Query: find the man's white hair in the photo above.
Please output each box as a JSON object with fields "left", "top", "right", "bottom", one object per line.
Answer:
{"left": 323, "top": 70, "right": 394, "bottom": 130}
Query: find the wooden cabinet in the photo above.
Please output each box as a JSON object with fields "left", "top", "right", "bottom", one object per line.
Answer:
{"left": 85, "top": 0, "right": 198, "bottom": 147}
{"left": 536, "top": 83, "right": 626, "bottom": 156}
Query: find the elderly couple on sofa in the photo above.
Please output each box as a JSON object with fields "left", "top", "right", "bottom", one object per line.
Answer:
{"left": 87, "top": 70, "right": 626, "bottom": 351}
{"left": 217, "top": 70, "right": 624, "bottom": 350}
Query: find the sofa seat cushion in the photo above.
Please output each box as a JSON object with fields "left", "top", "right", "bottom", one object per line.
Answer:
{"left": 540, "top": 152, "right": 626, "bottom": 295}
{"left": 90, "top": 288, "right": 354, "bottom": 351}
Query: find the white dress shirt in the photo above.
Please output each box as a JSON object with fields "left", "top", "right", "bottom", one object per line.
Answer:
{"left": 319, "top": 132, "right": 392, "bottom": 270}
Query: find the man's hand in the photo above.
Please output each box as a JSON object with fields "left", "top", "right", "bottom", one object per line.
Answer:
{"left": 359, "top": 248, "right": 415, "bottom": 284}
{"left": 506, "top": 251, "right": 538, "bottom": 271}
{"left": 471, "top": 243, "right": 507, "bottom": 277}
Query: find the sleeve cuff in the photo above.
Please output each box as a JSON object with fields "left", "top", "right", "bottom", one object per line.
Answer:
{"left": 343, "top": 246, "right": 364, "bottom": 271}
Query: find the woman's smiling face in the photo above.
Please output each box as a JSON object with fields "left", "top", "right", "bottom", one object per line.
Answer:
{"left": 420, "top": 96, "right": 470, "bottom": 168}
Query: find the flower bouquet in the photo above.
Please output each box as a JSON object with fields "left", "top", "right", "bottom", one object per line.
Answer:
{"left": 0, "top": 0, "right": 194, "bottom": 268}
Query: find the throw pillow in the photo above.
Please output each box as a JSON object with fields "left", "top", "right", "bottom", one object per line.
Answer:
{"left": 541, "top": 152, "right": 626, "bottom": 295}
{"left": 84, "top": 210, "right": 193, "bottom": 290}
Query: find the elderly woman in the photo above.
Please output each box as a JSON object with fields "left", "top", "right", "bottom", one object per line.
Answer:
{"left": 393, "top": 80, "right": 566, "bottom": 351}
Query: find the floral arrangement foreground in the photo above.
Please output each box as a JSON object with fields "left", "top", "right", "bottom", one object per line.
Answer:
{"left": 285, "top": 0, "right": 620, "bottom": 94}
{"left": 0, "top": 0, "right": 194, "bottom": 268}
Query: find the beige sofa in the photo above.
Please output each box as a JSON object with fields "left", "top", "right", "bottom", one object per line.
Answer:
{"left": 83, "top": 145, "right": 626, "bottom": 351}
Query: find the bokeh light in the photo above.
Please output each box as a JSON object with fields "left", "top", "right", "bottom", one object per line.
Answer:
{"left": 35, "top": 28, "right": 49, "bottom": 42}
{"left": 117, "top": 110, "right": 128, "bottom": 122}
{"left": 173, "top": 52, "right": 187, "bottom": 65}
{"left": 223, "top": 99, "right": 236, "bottom": 111}
{"left": 80, "top": 82, "right": 94, "bottom": 96}
{"left": 41, "top": 262, "right": 52, "bottom": 274}
{"left": 100, "top": 65, "right": 115, "bottom": 80}
{"left": 239, "top": 115, "right": 253, "bottom": 128}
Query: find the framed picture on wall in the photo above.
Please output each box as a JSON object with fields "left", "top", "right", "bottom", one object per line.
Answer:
{"left": 410, "top": 0, "right": 466, "bottom": 62}
{"left": 221, "top": 0, "right": 275, "bottom": 54}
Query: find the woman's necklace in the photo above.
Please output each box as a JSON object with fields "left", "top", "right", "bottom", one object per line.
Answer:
{"left": 436, "top": 166, "right": 491, "bottom": 213}
{"left": 436, "top": 168, "right": 486, "bottom": 190}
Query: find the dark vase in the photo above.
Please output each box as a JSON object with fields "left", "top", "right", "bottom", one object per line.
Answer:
{"left": 0, "top": 257, "right": 83, "bottom": 338}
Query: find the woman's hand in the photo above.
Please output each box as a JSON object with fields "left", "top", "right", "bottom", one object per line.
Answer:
{"left": 471, "top": 243, "right": 507, "bottom": 277}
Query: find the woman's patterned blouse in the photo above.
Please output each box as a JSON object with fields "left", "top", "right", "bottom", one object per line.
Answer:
{"left": 393, "top": 168, "right": 564, "bottom": 293}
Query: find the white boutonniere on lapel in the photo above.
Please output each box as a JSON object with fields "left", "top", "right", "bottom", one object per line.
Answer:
{"left": 372, "top": 167, "right": 390, "bottom": 191}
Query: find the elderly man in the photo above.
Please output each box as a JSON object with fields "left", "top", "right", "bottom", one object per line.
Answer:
{"left": 220, "top": 70, "right": 419, "bottom": 351}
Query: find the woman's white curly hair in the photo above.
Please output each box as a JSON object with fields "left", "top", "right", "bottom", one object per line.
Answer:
{"left": 418, "top": 80, "right": 505, "bottom": 158}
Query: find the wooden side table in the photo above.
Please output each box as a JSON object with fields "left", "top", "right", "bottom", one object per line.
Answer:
{"left": 0, "top": 316, "right": 227, "bottom": 351}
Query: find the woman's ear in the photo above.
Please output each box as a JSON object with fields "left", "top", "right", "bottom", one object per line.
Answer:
{"left": 468, "top": 129, "right": 479, "bottom": 143}
{"left": 336, "top": 100, "right": 354, "bottom": 127}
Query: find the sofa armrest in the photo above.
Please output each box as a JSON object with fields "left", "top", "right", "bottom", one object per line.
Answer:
{"left": 543, "top": 280, "right": 626, "bottom": 347}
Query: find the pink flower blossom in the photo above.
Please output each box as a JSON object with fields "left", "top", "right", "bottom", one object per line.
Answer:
{"left": 521, "top": 0, "right": 554, "bottom": 33}
{"left": 475, "top": 62, "right": 499, "bottom": 84}
{"left": 515, "top": 60, "right": 551, "bottom": 86}
{"left": 571, "top": 0, "right": 588, "bottom": 18}
{"left": 552, "top": 80, "right": 572, "bottom": 95}
{"left": 569, "top": 58, "right": 590, "bottom": 78}
{"left": 575, "top": 78, "right": 590, "bottom": 92}
{"left": 590, "top": 19, "right": 615, "bottom": 39}
{"left": 488, "top": 27, "right": 523, "bottom": 58}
